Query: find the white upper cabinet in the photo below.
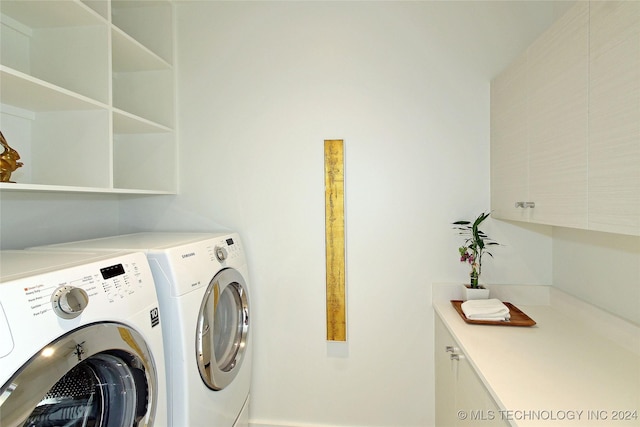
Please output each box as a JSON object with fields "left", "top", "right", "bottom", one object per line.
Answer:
{"left": 527, "top": 2, "right": 589, "bottom": 229}
{"left": 490, "top": 52, "right": 529, "bottom": 222}
{"left": 588, "top": 1, "right": 640, "bottom": 235}
{"left": 491, "top": 1, "right": 639, "bottom": 236}
{"left": 0, "top": 0, "right": 176, "bottom": 194}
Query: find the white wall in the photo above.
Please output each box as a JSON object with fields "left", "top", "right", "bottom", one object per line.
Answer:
{"left": 553, "top": 228, "right": 640, "bottom": 325}
{"left": 119, "top": 3, "right": 560, "bottom": 426}
{"left": 0, "top": 191, "right": 120, "bottom": 249}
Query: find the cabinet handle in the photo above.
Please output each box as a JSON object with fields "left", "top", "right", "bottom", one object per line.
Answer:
{"left": 515, "top": 201, "right": 536, "bottom": 208}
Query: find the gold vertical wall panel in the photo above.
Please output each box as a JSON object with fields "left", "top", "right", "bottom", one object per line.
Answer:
{"left": 324, "top": 139, "right": 346, "bottom": 341}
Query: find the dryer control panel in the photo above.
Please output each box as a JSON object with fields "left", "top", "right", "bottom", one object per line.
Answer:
{"left": 210, "top": 237, "right": 242, "bottom": 263}
{"left": 152, "top": 233, "right": 247, "bottom": 298}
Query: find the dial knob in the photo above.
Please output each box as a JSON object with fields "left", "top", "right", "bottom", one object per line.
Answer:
{"left": 215, "top": 246, "right": 228, "bottom": 262}
{"left": 51, "top": 286, "right": 89, "bottom": 319}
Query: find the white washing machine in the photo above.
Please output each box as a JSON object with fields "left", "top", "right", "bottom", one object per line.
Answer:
{"left": 32, "top": 232, "right": 252, "bottom": 427}
{"left": 0, "top": 249, "right": 167, "bottom": 427}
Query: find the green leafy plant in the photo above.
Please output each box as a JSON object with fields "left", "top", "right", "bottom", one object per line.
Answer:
{"left": 453, "top": 212, "right": 500, "bottom": 288}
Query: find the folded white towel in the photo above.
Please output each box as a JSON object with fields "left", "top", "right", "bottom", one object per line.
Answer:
{"left": 461, "top": 298, "right": 511, "bottom": 321}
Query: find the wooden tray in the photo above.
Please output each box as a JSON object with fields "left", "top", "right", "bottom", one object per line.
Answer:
{"left": 451, "top": 300, "right": 536, "bottom": 327}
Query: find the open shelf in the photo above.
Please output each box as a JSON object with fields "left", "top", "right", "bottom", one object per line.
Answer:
{"left": 0, "top": 0, "right": 176, "bottom": 195}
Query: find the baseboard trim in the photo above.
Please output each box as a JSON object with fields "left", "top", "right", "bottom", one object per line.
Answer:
{"left": 250, "top": 421, "right": 349, "bottom": 427}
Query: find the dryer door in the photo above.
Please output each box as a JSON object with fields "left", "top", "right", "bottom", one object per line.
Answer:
{"left": 196, "top": 267, "right": 249, "bottom": 391}
{"left": 0, "top": 322, "right": 157, "bottom": 427}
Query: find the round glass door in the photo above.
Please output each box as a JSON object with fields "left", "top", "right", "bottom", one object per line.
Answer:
{"left": 0, "top": 323, "right": 157, "bottom": 427}
{"left": 24, "top": 353, "right": 144, "bottom": 427}
{"left": 196, "top": 268, "right": 249, "bottom": 390}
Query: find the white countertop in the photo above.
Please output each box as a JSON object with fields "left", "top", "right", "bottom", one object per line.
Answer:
{"left": 433, "top": 284, "right": 640, "bottom": 427}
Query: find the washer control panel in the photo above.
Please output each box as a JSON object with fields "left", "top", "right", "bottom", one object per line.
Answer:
{"left": 18, "top": 255, "right": 151, "bottom": 320}
{"left": 0, "top": 252, "right": 160, "bottom": 366}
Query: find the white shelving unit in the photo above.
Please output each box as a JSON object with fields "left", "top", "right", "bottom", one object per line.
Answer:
{"left": 0, "top": 0, "right": 176, "bottom": 194}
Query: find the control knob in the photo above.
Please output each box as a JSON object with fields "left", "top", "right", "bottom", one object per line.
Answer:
{"left": 214, "top": 246, "right": 228, "bottom": 262}
{"left": 51, "top": 286, "right": 89, "bottom": 319}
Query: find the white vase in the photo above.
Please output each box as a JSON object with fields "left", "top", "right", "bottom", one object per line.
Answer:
{"left": 462, "top": 284, "right": 490, "bottom": 301}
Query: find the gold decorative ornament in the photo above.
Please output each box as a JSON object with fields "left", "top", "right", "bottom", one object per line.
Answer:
{"left": 324, "top": 139, "right": 346, "bottom": 342}
{"left": 0, "top": 131, "right": 23, "bottom": 183}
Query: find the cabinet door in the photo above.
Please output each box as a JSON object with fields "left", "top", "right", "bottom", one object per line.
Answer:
{"left": 435, "top": 316, "right": 457, "bottom": 427}
{"left": 456, "top": 355, "right": 507, "bottom": 426}
{"left": 490, "top": 53, "right": 530, "bottom": 222}
{"left": 527, "top": 2, "right": 589, "bottom": 228}
{"left": 588, "top": 1, "right": 640, "bottom": 236}
{"left": 435, "top": 316, "right": 508, "bottom": 427}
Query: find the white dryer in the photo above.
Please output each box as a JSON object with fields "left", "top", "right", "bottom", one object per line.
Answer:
{"left": 0, "top": 249, "right": 167, "bottom": 427}
{"left": 33, "top": 232, "right": 252, "bottom": 427}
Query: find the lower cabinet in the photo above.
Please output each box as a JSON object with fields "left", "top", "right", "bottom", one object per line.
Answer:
{"left": 435, "top": 316, "right": 509, "bottom": 427}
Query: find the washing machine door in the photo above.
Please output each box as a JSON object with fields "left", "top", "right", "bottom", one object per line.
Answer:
{"left": 196, "top": 267, "right": 249, "bottom": 391}
{"left": 0, "top": 322, "right": 157, "bottom": 427}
